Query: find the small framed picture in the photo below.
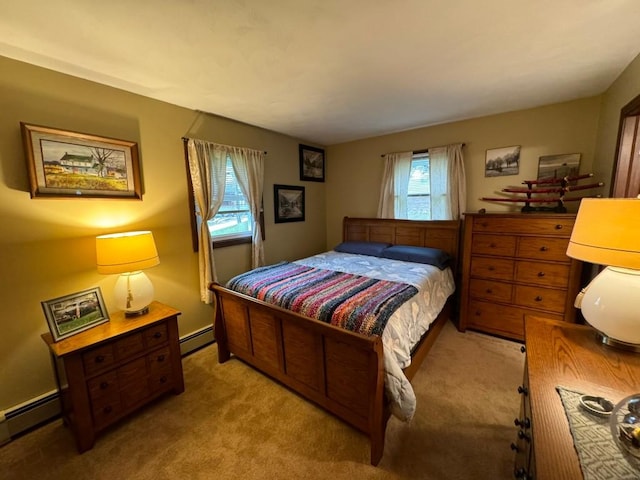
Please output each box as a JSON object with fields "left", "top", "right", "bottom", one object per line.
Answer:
{"left": 21, "top": 122, "right": 142, "bottom": 199}
{"left": 42, "top": 287, "right": 109, "bottom": 341}
{"left": 537, "top": 153, "right": 581, "bottom": 182}
{"left": 299, "top": 144, "right": 325, "bottom": 182}
{"left": 485, "top": 145, "right": 521, "bottom": 177}
{"left": 274, "top": 184, "right": 305, "bottom": 223}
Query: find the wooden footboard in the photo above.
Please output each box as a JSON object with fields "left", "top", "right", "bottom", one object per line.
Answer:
{"left": 210, "top": 217, "right": 460, "bottom": 465}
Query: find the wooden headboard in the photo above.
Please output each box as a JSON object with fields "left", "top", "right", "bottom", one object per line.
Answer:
{"left": 342, "top": 217, "right": 461, "bottom": 274}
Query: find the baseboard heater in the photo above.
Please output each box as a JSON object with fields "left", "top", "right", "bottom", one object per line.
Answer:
{"left": 0, "top": 325, "right": 214, "bottom": 445}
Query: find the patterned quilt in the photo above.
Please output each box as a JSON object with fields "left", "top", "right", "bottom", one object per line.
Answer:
{"left": 226, "top": 262, "right": 418, "bottom": 336}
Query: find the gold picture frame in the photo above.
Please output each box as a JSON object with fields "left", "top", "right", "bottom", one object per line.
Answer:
{"left": 21, "top": 123, "right": 142, "bottom": 199}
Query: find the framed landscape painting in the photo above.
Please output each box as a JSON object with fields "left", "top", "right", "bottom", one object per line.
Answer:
{"left": 21, "top": 123, "right": 142, "bottom": 199}
{"left": 537, "top": 153, "right": 581, "bottom": 182}
{"left": 485, "top": 145, "right": 521, "bottom": 177}
{"left": 299, "top": 144, "right": 325, "bottom": 182}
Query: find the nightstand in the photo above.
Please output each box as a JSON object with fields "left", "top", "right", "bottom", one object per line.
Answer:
{"left": 42, "top": 301, "right": 184, "bottom": 452}
{"left": 514, "top": 315, "right": 640, "bottom": 479}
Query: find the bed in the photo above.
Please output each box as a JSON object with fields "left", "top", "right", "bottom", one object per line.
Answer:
{"left": 209, "top": 217, "right": 460, "bottom": 465}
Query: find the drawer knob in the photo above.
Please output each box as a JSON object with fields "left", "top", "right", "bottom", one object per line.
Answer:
{"left": 510, "top": 442, "right": 519, "bottom": 452}
{"left": 100, "top": 381, "right": 109, "bottom": 390}
{"left": 514, "top": 467, "right": 532, "bottom": 479}
{"left": 520, "top": 346, "right": 526, "bottom": 354}
{"left": 95, "top": 355, "right": 105, "bottom": 363}
{"left": 514, "top": 417, "right": 531, "bottom": 429}
{"left": 153, "top": 332, "right": 163, "bottom": 339}
{"left": 517, "top": 429, "right": 531, "bottom": 442}
{"left": 475, "top": 310, "right": 481, "bottom": 316}
{"left": 518, "top": 385, "right": 529, "bottom": 396}
{"left": 534, "top": 296, "right": 543, "bottom": 302}
{"left": 537, "top": 271, "right": 545, "bottom": 277}
{"left": 486, "top": 288, "right": 493, "bottom": 294}
{"left": 488, "top": 266, "right": 495, "bottom": 271}
{"left": 103, "top": 406, "right": 112, "bottom": 414}
{"left": 540, "top": 246, "right": 548, "bottom": 252}
{"left": 157, "top": 354, "right": 166, "bottom": 362}
{"left": 555, "top": 224, "right": 563, "bottom": 230}
{"left": 160, "top": 375, "right": 168, "bottom": 384}
{"left": 489, "top": 243, "right": 496, "bottom": 248}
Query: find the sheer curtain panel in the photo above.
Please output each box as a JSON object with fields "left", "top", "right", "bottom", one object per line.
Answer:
{"left": 377, "top": 151, "right": 412, "bottom": 218}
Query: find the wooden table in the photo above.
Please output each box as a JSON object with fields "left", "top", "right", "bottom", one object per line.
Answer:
{"left": 519, "top": 316, "right": 640, "bottom": 479}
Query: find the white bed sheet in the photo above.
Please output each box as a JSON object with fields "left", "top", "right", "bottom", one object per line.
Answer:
{"left": 294, "top": 250, "right": 455, "bottom": 421}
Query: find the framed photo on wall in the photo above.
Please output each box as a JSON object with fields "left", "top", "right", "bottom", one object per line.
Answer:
{"left": 299, "top": 144, "right": 325, "bottom": 182}
{"left": 21, "top": 123, "right": 142, "bottom": 199}
{"left": 484, "top": 145, "right": 521, "bottom": 177}
{"left": 274, "top": 184, "right": 305, "bottom": 223}
{"left": 42, "top": 287, "right": 109, "bottom": 342}
{"left": 537, "top": 153, "right": 581, "bottom": 182}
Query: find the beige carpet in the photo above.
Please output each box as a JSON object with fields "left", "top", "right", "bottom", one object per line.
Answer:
{"left": 0, "top": 321, "right": 525, "bottom": 480}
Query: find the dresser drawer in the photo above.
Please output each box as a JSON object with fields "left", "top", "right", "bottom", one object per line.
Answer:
{"left": 467, "top": 300, "right": 563, "bottom": 340}
{"left": 114, "top": 332, "right": 144, "bottom": 361}
{"left": 470, "top": 257, "right": 514, "bottom": 281}
{"left": 91, "top": 394, "right": 122, "bottom": 430}
{"left": 87, "top": 371, "right": 119, "bottom": 401}
{"left": 515, "top": 261, "right": 570, "bottom": 287}
{"left": 143, "top": 323, "right": 168, "bottom": 349}
{"left": 472, "top": 216, "right": 574, "bottom": 236}
{"left": 82, "top": 344, "right": 115, "bottom": 376}
{"left": 469, "top": 279, "right": 513, "bottom": 302}
{"left": 517, "top": 237, "right": 571, "bottom": 263}
{"left": 117, "top": 357, "right": 150, "bottom": 408}
{"left": 514, "top": 285, "right": 567, "bottom": 313}
{"left": 471, "top": 234, "right": 517, "bottom": 256}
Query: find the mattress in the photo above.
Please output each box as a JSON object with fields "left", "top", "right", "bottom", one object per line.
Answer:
{"left": 294, "top": 250, "right": 455, "bottom": 420}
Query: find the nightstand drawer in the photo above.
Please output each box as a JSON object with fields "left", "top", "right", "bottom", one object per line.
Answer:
{"left": 469, "top": 279, "right": 513, "bottom": 302}
{"left": 515, "top": 261, "right": 570, "bottom": 287}
{"left": 83, "top": 344, "right": 115, "bottom": 376}
{"left": 115, "top": 332, "right": 144, "bottom": 361}
{"left": 514, "top": 285, "right": 567, "bottom": 313}
{"left": 91, "top": 395, "right": 122, "bottom": 430}
{"left": 470, "top": 257, "right": 514, "bottom": 281}
{"left": 471, "top": 234, "right": 517, "bottom": 256}
{"left": 87, "top": 371, "right": 119, "bottom": 401}
{"left": 144, "top": 323, "right": 168, "bottom": 349}
{"left": 517, "top": 237, "right": 571, "bottom": 263}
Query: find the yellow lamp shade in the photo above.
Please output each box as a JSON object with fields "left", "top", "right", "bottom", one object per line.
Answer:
{"left": 96, "top": 231, "right": 160, "bottom": 274}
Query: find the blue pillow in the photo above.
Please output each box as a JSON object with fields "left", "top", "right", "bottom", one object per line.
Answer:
{"left": 334, "top": 241, "right": 392, "bottom": 257}
{"left": 380, "top": 245, "right": 451, "bottom": 269}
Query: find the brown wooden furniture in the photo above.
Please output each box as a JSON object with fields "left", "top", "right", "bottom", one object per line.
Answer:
{"left": 513, "top": 315, "right": 640, "bottom": 479}
{"left": 42, "top": 301, "right": 184, "bottom": 452}
{"left": 209, "top": 217, "right": 460, "bottom": 465}
{"left": 459, "top": 212, "right": 582, "bottom": 341}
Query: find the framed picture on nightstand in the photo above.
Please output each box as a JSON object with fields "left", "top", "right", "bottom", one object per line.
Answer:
{"left": 42, "top": 287, "right": 109, "bottom": 341}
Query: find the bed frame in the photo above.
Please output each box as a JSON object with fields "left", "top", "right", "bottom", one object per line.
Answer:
{"left": 209, "top": 217, "right": 460, "bottom": 465}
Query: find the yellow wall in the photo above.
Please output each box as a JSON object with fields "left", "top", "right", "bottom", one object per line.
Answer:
{"left": 0, "top": 56, "right": 326, "bottom": 410}
{"left": 325, "top": 97, "right": 602, "bottom": 247}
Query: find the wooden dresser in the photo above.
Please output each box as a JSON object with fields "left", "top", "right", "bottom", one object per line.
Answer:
{"left": 42, "top": 301, "right": 184, "bottom": 452}
{"left": 514, "top": 316, "right": 640, "bottom": 479}
{"left": 459, "top": 213, "right": 583, "bottom": 341}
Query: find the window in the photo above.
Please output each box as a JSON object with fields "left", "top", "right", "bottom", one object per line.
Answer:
{"left": 407, "top": 153, "right": 431, "bottom": 220}
{"left": 206, "top": 157, "right": 252, "bottom": 242}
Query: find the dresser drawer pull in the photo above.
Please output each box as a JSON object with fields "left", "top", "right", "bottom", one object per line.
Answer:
{"left": 489, "top": 242, "right": 496, "bottom": 248}
{"left": 540, "top": 246, "right": 548, "bottom": 252}
{"left": 537, "top": 271, "right": 545, "bottom": 277}
{"left": 160, "top": 375, "right": 168, "bottom": 384}
{"left": 514, "top": 467, "right": 533, "bottom": 479}
{"left": 555, "top": 224, "right": 563, "bottom": 230}
{"left": 486, "top": 288, "right": 493, "bottom": 294}
{"left": 95, "top": 355, "right": 105, "bottom": 364}
{"left": 488, "top": 266, "right": 495, "bottom": 271}
{"left": 534, "top": 296, "right": 543, "bottom": 302}
{"left": 157, "top": 354, "right": 166, "bottom": 362}
{"left": 514, "top": 417, "right": 531, "bottom": 429}
{"left": 153, "top": 332, "right": 163, "bottom": 339}
{"left": 100, "top": 381, "right": 109, "bottom": 390}
{"left": 518, "top": 385, "right": 528, "bottom": 395}
{"left": 475, "top": 311, "right": 481, "bottom": 316}
{"left": 520, "top": 346, "right": 526, "bottom": 354}
{"left": 517, "top": 430, "right": 531, "bottom": 442}
{"left": 510, "top": 442, "right": 519, "bottom": 452}
{"left": 103, "top": 406, "right": 113, "bottom": 414}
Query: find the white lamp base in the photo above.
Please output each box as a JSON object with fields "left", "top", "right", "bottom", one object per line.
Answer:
{"left": 113, "top": 271, "right": 154, "bottom": 316}
{"left": 579, "top": 266, "right": 640, "bottom": 352}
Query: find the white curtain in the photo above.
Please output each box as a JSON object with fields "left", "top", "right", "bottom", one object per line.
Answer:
{"left": 187, "top": 139, "right": 265, "bottom": 304}
{"left": 429, "top": 144, "right": 466, "bottom": 220}
{"left": 228, "top": 146, "right": 265, "bottom": 268}
{"left": 377, "top": 151, "right": 412, "bottom": 218}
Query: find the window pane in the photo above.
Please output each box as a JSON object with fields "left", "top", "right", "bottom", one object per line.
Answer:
{"left": 408, "top": 156, "right": 431, "bottom": 220}
{"left": 206, "top": 158, "right": 252, "bottom": 238}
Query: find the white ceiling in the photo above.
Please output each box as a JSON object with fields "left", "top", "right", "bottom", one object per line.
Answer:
{"left": 2, "top": 1, "right": 640, "bottom": 145}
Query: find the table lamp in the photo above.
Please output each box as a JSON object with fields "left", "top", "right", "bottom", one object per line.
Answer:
{"left": 96, "top": 231, "right": 160, "bottom": 316}
{"left": 566, "top": 198, "right": 640, "bottom": 352}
